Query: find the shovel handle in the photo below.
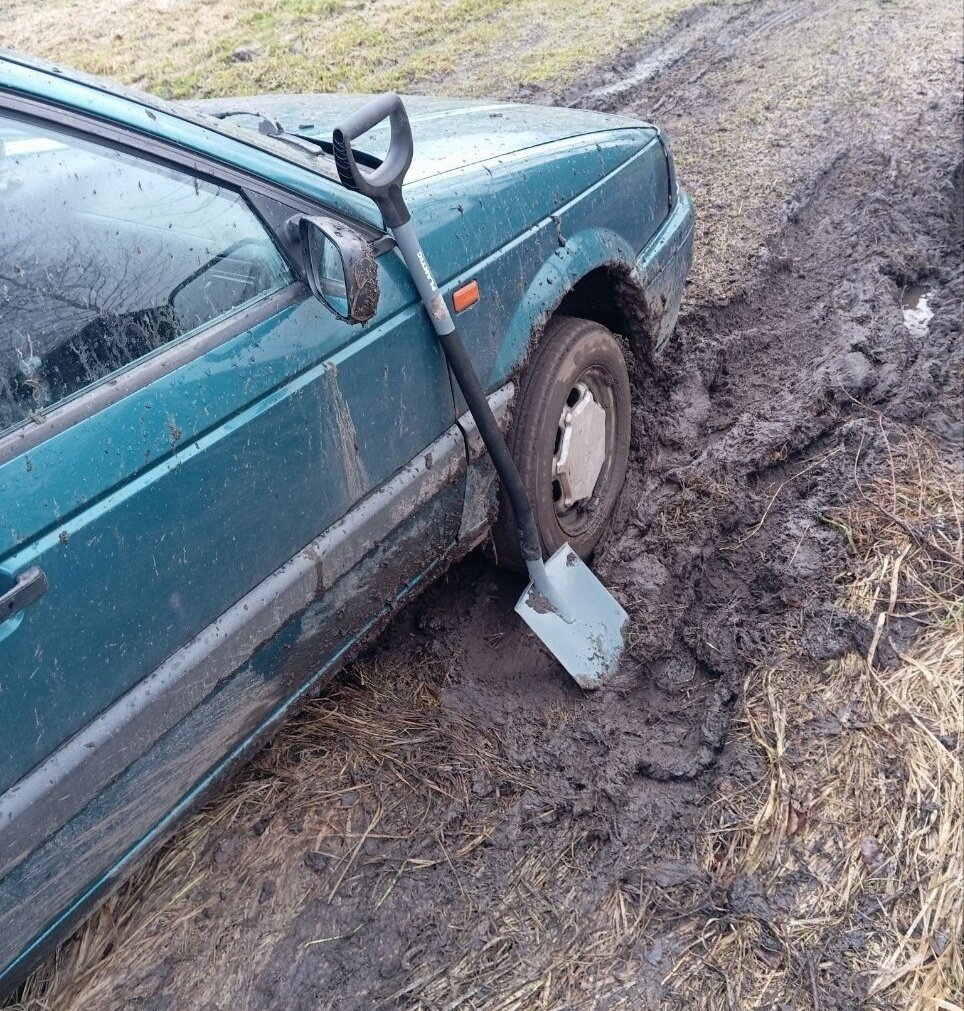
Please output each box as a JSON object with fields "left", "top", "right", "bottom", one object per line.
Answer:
{"left": 437, "top": 326, "right": 544, "bottom": 563}
{"left": 333, "top": 96, "right": 543, "bottom": 564}
{"left": 391, "top": 221, "right": 543, "bottom": 564}
{"left": 332, "top": 93, "right": 414, "bottom": 228}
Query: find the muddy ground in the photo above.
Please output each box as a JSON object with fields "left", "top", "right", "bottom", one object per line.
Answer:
{"left": 10, "top": 2, "right": 963, "bottom": 1009}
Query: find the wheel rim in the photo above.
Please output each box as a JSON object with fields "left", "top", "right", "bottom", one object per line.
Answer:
{"left": 550, "top": 366, "right": 619, "bottom": 538}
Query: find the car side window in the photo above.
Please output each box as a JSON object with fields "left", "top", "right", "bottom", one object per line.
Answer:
{"left": 0, "top": 112, "right": 294, "bottom": 435}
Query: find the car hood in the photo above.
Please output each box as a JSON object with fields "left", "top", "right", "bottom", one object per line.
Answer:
{"left": 189, "top": 94, "right": 651, "bottom": 184}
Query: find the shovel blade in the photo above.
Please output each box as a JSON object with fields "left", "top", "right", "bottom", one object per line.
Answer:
{"left": 515, "top": 544, "right": 628, "bottom": 689}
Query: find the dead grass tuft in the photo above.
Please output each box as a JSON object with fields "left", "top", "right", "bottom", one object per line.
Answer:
{"left": 668, "top": 434, "right": 963, "bottom": 1010}
{"left": 8, "top": 657, "right": 528, "bottom": 1011}
{"left": 402, "top": 840, "right": 661, "bottom": 1010}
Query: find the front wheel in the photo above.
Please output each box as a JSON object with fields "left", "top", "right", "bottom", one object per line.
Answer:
{"left": 493, "top": 315, "right": 632, "bottom": 569}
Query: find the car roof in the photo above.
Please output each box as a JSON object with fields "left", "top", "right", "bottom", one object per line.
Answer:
{"left": 0, "top": 49, "right": 343, "bottom": 184}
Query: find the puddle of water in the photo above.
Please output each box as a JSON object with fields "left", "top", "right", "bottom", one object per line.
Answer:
{"left": 901, "top": 285, "right": 933, "bottom": 340}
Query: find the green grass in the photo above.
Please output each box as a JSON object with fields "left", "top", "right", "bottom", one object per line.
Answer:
{"left": 1, "top": 0, "right": 716, "bottom": 100}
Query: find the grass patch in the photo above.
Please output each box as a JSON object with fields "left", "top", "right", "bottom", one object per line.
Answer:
{"left": 1, "top": 0, "right": 715, "bottom": 100}
{"left": 667, "top": 434, "right": 964, "bottom": 1010}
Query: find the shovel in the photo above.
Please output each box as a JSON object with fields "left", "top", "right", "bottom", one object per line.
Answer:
{"left": 332, "top": 94, "right": 627, "bottom": 689}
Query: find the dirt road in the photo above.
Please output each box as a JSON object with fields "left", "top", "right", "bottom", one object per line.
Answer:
{"left": 6, "top": 1, "right": 963, "bottom": 1009}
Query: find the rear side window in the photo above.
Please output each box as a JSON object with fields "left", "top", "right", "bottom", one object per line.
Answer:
{"left": 0, "top": 112, "right": 294, "bottom": 435}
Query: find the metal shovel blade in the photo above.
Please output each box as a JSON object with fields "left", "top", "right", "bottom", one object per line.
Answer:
{"left": 515, "top": 543, "right": 628, "bottom": 690}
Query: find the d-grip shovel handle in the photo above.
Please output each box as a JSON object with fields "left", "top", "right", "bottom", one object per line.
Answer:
{"left": 332, "top": 93, "right": 414, "bottom": 229}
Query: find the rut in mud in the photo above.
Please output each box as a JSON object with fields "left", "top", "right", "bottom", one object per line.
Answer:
{"left": 244, "top": 7, "right": 962, "bottom": 1008}
{"left": 12, "top": 2, "right": 961, "bottom": 1009}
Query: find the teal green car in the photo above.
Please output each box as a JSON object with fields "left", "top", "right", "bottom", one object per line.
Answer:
{"left": 0, "top": 50, "right": 693, "bottom": 991}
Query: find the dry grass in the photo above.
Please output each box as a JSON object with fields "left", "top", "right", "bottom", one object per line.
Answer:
{"left": 8, "top": 657, "right": 529, "bottom": 1011}
{"left": 667, "top": 435, "right": 964, "bottom": 1010}
{"left": 399, "top": 834, "right": 675, "bottom": 1010}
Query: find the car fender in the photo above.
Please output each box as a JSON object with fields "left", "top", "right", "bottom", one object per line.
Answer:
{"left": 491, "top": 225, "right": 639, "bottom": 384}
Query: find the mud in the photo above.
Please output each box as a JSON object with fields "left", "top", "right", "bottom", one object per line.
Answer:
{"left": 24, "top": 2, "right": 963, "bottom": 1009}
{"left": 245, "top": 4, "right": 962, "bottom": 1005}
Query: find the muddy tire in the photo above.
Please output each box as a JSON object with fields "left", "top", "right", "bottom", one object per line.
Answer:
{"left": 493, "top": 315, "right": 632, "bottom": 570}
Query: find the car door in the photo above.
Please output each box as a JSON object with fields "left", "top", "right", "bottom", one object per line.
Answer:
{"left": 0, "top": 105, "right": 458, "bottom": 857}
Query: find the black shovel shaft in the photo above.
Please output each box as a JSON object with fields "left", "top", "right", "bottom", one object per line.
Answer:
{"left": 389, "top": 223, "right": 542, "bottom": 563}
{"left": 435, "top": 327, "right": 543, "bottom": 563}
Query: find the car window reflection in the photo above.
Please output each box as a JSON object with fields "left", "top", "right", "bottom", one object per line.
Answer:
{"left": 0, "top": 115, "right": 294, "bottom": 435}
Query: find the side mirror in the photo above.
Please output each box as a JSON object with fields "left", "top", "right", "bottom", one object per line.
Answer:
{"left": 297, "top": 216, "right": 379, "bottom": 325}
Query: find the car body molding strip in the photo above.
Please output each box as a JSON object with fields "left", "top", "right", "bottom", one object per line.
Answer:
{"left": 0, "top": 394, "right": 508, "bottom": 878}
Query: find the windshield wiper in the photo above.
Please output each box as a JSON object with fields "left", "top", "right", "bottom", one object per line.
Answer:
{"left": 212, "top": 110, "right": 383, "bottom": 169}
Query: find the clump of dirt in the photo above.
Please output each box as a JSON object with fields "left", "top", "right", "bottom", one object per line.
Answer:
{"left": 9, "top": 2, "right": 962, "bottom": 1010}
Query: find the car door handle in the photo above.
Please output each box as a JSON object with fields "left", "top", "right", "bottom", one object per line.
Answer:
{"left": 0, "top": 567, "right": 48, "bottom": 623}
